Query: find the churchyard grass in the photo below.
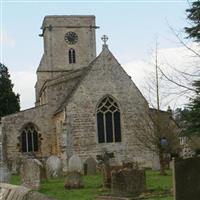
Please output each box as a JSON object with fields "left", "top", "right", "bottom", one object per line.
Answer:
{"left": 146, "top": 170, "right": 173, "bottom": 200}
{"left": 11, "top": 170, "right": 173, "bottom": 200}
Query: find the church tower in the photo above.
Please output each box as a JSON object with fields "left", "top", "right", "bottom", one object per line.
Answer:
{"left": 35, "top": 15, "right": 97, "bottom": 104}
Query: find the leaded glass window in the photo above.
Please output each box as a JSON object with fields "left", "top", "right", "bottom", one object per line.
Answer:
{"left": 21, "top": 124, "right": 38, "bottom": 153}
{"left": 69, "top": 48, "right": 76, "bottom": 64}
{"left": 97, "top": 96, "right": 121, "bottom": 143}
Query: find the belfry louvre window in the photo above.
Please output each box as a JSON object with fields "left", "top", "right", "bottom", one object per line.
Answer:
{"left": 97, "top": 96, "right": 121, "bottom": 143}
{"left": 21, "top": 124, "right": 38, "bottom": 153}
{"left": 68, "top": 48, "right": 76, "bottom": 64}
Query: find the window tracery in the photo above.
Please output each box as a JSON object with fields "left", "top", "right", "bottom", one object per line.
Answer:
{"left": 97, "top": 96, "right": 121, "bottom": 143}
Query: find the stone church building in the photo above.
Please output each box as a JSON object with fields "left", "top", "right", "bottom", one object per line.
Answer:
{"left": 2, "top": 15, "right": 158, "bottom": 171}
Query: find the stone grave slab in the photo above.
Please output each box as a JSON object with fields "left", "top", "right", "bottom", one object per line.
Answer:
{"left": 0, "top": 183, "right": 56, "bottom": 200}
{"left": 64, "top": 171, "right": 84, "bottom": 189}
{"left": 111, "top": 168, "right": 146, "bottom": 197}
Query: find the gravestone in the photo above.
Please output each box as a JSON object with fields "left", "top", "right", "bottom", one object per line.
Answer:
{"left": 0, "top": 183, "right": 56, "bottom": 200}
{"left": 173, "top": 157, "right": 200, "bottom": 200}
{"left": 96, "top": 150, "right": 114, "bottom": 188}
{"left": 46, "top": 155, "right": 62, "bottom": 178}
{"left": 111, "top": 167, "right": 146, "bottom": 197}
{"left": 68, "top": 154, "right": 82, "bottom": 172}
{"left": 20, "top": 158, "right": 42, "bottom": 190}
{"left": 84, "top": 157, "right": 97, "bottom": 175}
{"left": 64, "top": 154, "right": 84, "bottom": 189}
{"left": 0, "top": 124, "right": 11, "bottom": 183}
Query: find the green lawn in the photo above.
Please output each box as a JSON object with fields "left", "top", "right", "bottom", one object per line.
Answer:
{"left": 10, "top": 170, "right": 173, "bottom": 200}
{"left": 146, "top": 170, "right": 173, "bottom": 200}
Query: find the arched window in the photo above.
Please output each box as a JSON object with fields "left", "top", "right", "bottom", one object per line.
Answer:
{"left": 21, "top": 124, "right": 39, "bottom": 153}
{"left": 97, "top": 96, "right": 121, "bottom": 143}
{"left": 68, "top": 48, "right": 76, "bottom": 64}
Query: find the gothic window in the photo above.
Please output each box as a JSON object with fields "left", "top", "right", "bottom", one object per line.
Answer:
{"left": 68, "top": 48, "right": 76, "bottom": 64}
{"left": 97, "top": 96, "right": 121, "bottom": 143}
{"left": 21, "top": 124, "right": 39, "bottom": 153}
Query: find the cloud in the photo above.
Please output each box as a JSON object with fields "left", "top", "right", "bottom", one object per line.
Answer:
{"left": 122, "top": 44, "right": 199, "bottom": 110}
{"left": 0, "top": 31, "right": 16, "bottom": 48}
{"left": 10, "top": 70, "right": 36, "bottom": 110}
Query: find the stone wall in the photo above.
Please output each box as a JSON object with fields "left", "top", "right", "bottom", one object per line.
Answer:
{"left": 1, "top": 105, "right": 54, "bottom": 171}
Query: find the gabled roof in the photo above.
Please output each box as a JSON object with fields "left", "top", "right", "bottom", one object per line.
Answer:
{"left": 54, "top": 45, "right": 149, "bottom": 115}
{"left": 53, "top": 66, "right": 92, "bottom": 115}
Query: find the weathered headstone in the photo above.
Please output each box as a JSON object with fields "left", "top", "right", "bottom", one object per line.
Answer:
{"left": 84, "top": 157, "right": 97, "bottom": 175}
{"left": 46, "top": 155, "right": 62, "bottom": 178}
{"left": 0, "top": 183, "right": 56, "bottom": 200}
{"left": 173, "top": 157, "right": 200, "bottom": 200}
{"left": 68, "top": 154, "right": 82, "bottom": 172}
{"left": 64, "top": 154, "right": 84, "bottom": 189}
{"left": 96, "top": 150, "right": 114, "bottom": 188}
{"left": 111, "top": 168, "right": 146, "bottom": 197}
{"left": 0, "top": 124, "right": 11, "bottom": 183}
{"left": 20, "top": 158, "right": 42, "bottom": 190}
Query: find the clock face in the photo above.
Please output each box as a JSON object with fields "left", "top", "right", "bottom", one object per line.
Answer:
{"left": 64, "top": 32, "right": 78, "bottom": 44}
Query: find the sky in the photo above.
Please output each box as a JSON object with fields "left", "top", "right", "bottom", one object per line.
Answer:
{"left": 0, "top": 0, "right": 195, "bottom": 110}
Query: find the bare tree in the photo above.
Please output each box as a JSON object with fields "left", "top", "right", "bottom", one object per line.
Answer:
{"left": 135, "top": 42, "right": 180, "bottom": 175}
{"left": 157, "top": 23, "right": 200, "bottom": 97}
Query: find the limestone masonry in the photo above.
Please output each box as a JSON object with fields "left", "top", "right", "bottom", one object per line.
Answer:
{"left": 2, "top": 15, "right": 161, "bottom": 171}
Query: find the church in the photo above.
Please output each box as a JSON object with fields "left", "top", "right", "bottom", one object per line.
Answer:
{"left": 2, "top": 15, "right": 159, "bottom": 171}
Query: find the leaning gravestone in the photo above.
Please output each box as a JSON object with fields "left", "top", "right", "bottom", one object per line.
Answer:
{"left": 0, "top": 183, "right": 56, "bottom": 200}
{"left": 84, "top": 157, "right": 97, "bottom": 175}
{"left": 46, "top": 155, "right": 62, "bottom": 178}
{"left": 64, "top": 154, "right": 84, "bottom": 189}
{"left": 173, "top": 157, "right": 200, "bottom": 200}
{"left": 20, "top": 158, "right": 42, "bottom": 190}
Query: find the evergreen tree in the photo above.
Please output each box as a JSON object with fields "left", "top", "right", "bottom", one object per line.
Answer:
{"left": 184, "top": 81, "right": 200, "bottom": 135}
{"left": 185, "top": 1, "right": 200, "bottom": 41}
{"left": 183, "top": 1, "right": 200, "bottom": 135}
{"left": 0, "top": 63, "right": 20, "bottom": 119}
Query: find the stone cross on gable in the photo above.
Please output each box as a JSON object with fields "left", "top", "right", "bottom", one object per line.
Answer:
{"left": 101, "top": 35, "right": 108, "bottom": 45}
